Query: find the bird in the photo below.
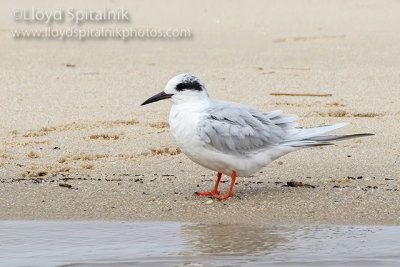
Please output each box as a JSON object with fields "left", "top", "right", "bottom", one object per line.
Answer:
{"left": 141, "top": 73, "right": 373, "bottom": 200}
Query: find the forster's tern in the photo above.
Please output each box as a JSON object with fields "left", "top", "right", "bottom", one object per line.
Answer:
{"left": 141, "top": 73, "right": 373, "bottom": 199}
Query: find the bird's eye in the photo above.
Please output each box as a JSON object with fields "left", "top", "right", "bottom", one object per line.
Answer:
{"left": 175, "top": 83, "right": 187, "bottom": 91}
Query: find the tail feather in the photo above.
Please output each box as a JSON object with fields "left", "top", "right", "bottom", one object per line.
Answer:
{"left": 284, "top": 122, "right": 374, "bottom": 147}
{"left": 308, "top": 133, "right": 374, "bottom": 142}
{"left": 290, "top": 122, "right": 349, "bottom": 140}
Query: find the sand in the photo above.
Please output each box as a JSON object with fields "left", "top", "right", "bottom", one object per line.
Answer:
{"left": 0, "top": 0, "right": 399, "bottom": 225}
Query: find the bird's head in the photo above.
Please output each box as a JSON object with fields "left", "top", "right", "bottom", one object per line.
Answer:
{"left": 141, "top": 73, "right": 209, "bottom": 106}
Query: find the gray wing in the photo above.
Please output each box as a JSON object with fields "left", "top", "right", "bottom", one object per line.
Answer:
{"left": 197, "top": 100, "right": 298, "bottom": 155}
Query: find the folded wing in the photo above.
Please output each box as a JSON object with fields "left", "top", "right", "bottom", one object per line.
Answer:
{"left": 197, "top": 101, "right": 298, "bottom": 155}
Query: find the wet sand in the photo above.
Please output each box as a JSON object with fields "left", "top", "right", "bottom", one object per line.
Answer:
{"left": 0, "top": 0, "right": 400, "bottom": 225}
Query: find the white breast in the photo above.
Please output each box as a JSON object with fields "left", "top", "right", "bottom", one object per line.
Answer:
{"left": 169, "top": 103, "right": 203, "bottom": 150}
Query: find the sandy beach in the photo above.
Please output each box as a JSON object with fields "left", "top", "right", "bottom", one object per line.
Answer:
{"left": 0, "top": 0, "right": 399, "bottom": 225}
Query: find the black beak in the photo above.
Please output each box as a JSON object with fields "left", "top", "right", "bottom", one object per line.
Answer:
{"left": 141, "top": 91, "right": 173, "bottom": 106}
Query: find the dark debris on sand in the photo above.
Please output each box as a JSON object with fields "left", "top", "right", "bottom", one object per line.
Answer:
{"left": 283, "top": 179, "right": 316, "bottom": 188}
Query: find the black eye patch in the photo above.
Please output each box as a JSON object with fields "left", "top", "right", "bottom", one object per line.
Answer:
{"left": 176, "top": 83, "right": 188, "bottom": 90}
{"left": 175, "top": 80, "right": 202, "bottom": 91}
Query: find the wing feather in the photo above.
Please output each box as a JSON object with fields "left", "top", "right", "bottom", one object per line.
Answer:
{"left": 197, "top": 101, "right": 296, "bottom": 155}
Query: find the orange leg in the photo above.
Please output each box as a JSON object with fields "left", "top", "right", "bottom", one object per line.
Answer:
{"left": 196, "top": 172, "right": 222, "bottom": 196}
{"left": 213, "top": 171, "right": 236, "bottom": 200}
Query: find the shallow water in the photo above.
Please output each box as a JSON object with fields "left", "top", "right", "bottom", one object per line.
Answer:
{"left": 0, "top": 221, "right": 399, "bottom": 267}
